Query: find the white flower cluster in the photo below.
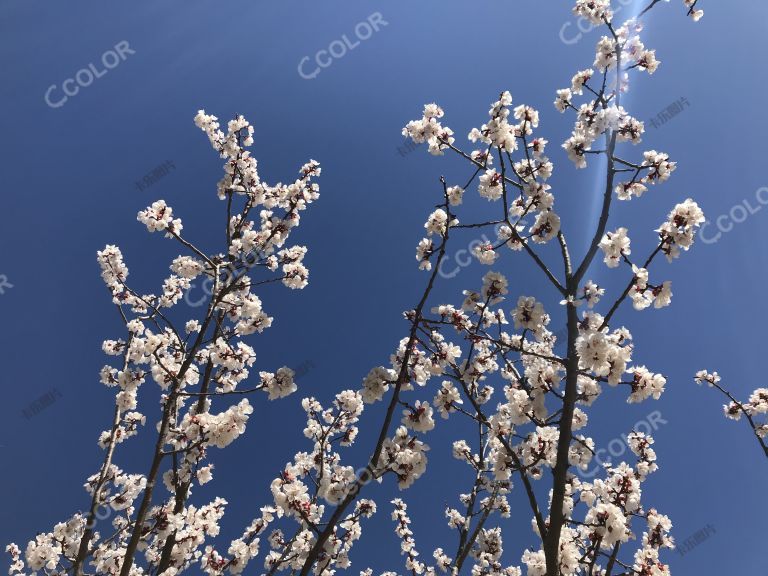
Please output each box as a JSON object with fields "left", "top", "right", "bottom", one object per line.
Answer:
{"left": 376, "top": 426, "right": 430, "bottom": 490}
{"left": 658, "top": 198, "right": 706, "bottom": 261}
{"left": 138, "top": 199, "right": 183, "bottom": 237}
{"left": 599, "top": 227, "right": 631, "bottom": 268}
{"left": 406, "top": 91, "right": 563, "bottom": 273}
{"left": 576, "top": 312, "right": 634, "bottom": 385}
{"left": 402, "top": 103, "right": 455, "bottom": 156}
{"left": 512, "top": 296, "right": 550, "bottom": 336}
{"left": 555, "top": 18, "right": 674, "bottom": 175}
{"left": 629, "top": 265, "right": 672, "bottom": 311}
{"left": 233, "top": 390, "right": 378, "bottom": 573}
{"left": 684, "top": 0, "right": 704, "bottom": 21}
{"left": 390, "top": 499, "right": 426, "bottom": 574}
{"left": 468, "top": 90, "right": 519, "bottom": 152}
{"left": 573, "top": 0, "right": 613, "bottom": 25}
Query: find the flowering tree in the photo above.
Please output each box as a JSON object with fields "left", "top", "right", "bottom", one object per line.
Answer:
{"left": 7, "top": 114, "right": 322, "bottom": 576}
{"left": 694, "top": 371, "right": 768, "bottom": 458}
{"left": 7, "top": 1, "right": 710, "bottom": 575}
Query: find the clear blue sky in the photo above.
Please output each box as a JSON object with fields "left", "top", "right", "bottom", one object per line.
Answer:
{"left": 1, "top": 1, "right": 767, "bottom": 573}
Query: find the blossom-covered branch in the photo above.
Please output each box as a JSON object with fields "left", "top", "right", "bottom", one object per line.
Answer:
{"left": 7, "top": 112, "right": 321, "bottom": 576}
{"left": 694, "top": 371, "right": 768, "bottom": 458}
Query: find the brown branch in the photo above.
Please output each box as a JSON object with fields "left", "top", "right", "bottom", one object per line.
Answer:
{"left": 297, "top": 179, "right": 455, "bottom": 576}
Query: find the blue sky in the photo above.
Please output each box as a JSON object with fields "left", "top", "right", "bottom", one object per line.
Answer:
{"left": 1, "top": 0, "right": 767, "bottom": 573}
